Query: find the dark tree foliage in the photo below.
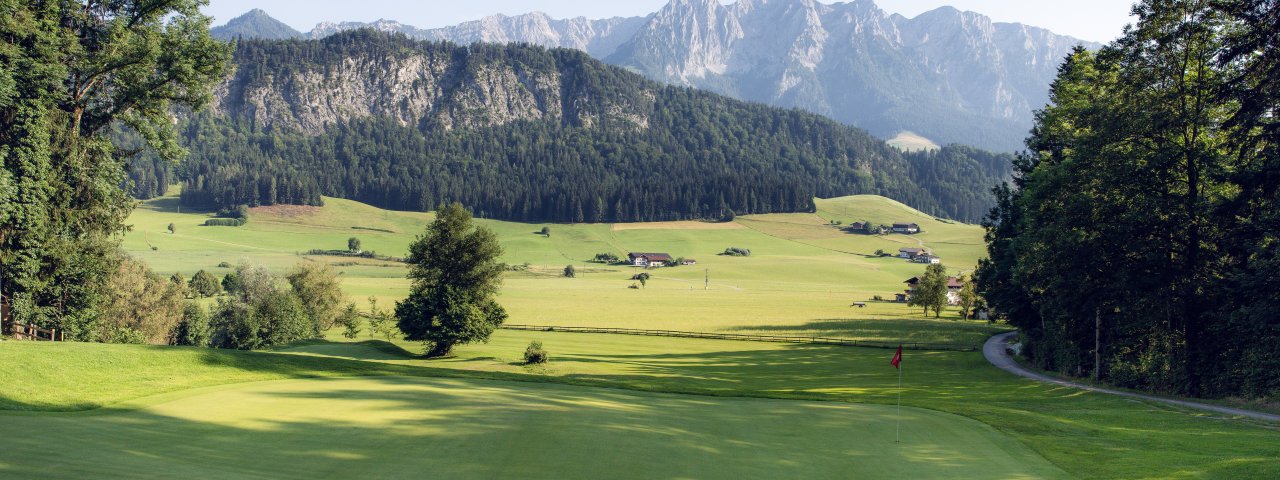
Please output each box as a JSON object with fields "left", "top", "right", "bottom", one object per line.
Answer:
{"left": 0, "top": 1, "right": 230, "bottom": 336}
{"left": 396, "top": 203, "right": 507, "bottom": 357}
{"left": 978, "top": 0, "right": 1280, "bottom": 400}
{"left": 173, "top": 33, "right": 1011, "bottom": 223}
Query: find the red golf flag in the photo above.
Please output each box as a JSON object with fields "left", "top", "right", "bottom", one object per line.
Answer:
{"left": 890, "top": 345, "right": 902, "bottom": 369}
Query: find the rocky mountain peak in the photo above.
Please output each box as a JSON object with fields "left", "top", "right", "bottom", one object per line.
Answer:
{"left": 211, "top": 1, "right": 1101, "bottom": 151}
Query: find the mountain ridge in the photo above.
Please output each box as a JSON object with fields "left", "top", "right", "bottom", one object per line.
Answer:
{"left": 159, "top": 31, "right": 1012, "bottom": 224}
{"left": 211, "top": 1, "right": 1099, "bottom": 151}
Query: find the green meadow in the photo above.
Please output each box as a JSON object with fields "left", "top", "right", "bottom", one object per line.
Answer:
{"left": 123, "top": 192, "right": 1000, "bottom": 346}
{"left": 4, "top": 192, "right": 1277, "bottom": 479}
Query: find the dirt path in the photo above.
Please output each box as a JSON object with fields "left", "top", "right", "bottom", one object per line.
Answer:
{"left": 984, "top": 332, "right": 1280, "bottom": 422}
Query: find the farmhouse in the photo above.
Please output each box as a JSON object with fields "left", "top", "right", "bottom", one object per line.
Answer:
{"left": 913, "top": 253, "right": 942, "bottom": 264}
{"left": 849, "top": 221, "right": 866, "bottom": 231}
{"left": 628, "top": 252, "right": 673, "bottom": 267}
{"left": 902, "top": 276, "right": 965, "bottom": 305}
{"left": 898, "top": 247, "right": 925, "bottom": 259}
{"left": 681, "top": 258, "right": 698, "bottom": 265}
{"left": 892, "top": 223, "right": 920, "bottom": 234}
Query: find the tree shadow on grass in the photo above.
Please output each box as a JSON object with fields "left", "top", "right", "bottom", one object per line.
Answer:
{"left": 723, "top": 318, "right": 1009, "bottom": 347}
{"left": 0, "top": 375, "right": 1075, "bottom": 479}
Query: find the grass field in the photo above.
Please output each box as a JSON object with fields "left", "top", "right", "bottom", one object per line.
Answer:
{"left": 3, "top": 335, "right": 1278, "bottom": 479}
{"left": 886, "top": 131, "right": 941, "bottom": 152}
{"left": 122, "top": 192, "right": 1001, "bottom": 347}
{"left": 7, "top": 192, "right": 1275, "bottom": 479}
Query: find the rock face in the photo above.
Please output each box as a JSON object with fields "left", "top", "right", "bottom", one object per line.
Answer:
{"left": 214, "top": 1, "right": 1098, "bottom": 151}
{"left": 606, "top": 0, "right": 1097, "bottom": 151}
{"left": 213, "top": 34, "right": 652, "bottom": 135}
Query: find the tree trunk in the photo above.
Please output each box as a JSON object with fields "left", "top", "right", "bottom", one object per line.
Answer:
{"left": 425, "top": 342, "right": 454, "bottom": 358}
{"left": 1094, "top": 308, "right": 1101, "bottom": 380}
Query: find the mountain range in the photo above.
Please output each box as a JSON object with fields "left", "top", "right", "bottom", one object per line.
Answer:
{"left": 142, "top": 31, "right": 1012, "bottom": 224}
{"left": 210, "top": 1, "right": 1100, "bottom": 152}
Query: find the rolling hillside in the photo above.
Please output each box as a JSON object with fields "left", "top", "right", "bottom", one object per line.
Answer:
{"left": 126, "top": 191, "right": 996, "bottom": 344}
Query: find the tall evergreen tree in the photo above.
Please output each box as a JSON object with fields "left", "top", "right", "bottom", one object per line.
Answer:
{"left": 978, "top": 0, "right": 1280, "bottom": 397}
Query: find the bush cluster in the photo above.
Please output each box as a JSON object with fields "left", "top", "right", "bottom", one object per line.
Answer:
{"left": 722, "top": 247, "right": 752, "bottom": 257}
{"left": 203, "top": 218, "right": 246, "bottom": 227}
{"left": 524, "top": 341, "right": 548, "bottom": 364}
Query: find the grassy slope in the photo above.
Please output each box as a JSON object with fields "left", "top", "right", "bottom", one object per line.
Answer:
{"left": 3, "top": 335, "right": 1278, "bottom": 479}
{"left": 124, "top": 192, "right": 1004, "bottom": 347}
{"left": 886, "top": 131, "right": 941, "bottom": 152}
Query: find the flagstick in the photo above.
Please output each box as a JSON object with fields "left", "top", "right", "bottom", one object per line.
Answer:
{"left": 896, "top": 361, "right": 903, "bottom": 444}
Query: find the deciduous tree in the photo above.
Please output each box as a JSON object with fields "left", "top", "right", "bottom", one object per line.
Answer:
{"left": 0, "top": 0, "right": 230, "bottom": 336}
{"left": 396, "top": 203, "right": 507, "bottom": 357}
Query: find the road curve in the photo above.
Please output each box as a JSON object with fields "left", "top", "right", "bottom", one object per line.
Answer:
{"left": 984, "top": 332, "right": 1280, "bottom": 422}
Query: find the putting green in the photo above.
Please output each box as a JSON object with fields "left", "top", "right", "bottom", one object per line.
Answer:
{"left": 0, "top": 376, "right": 1066, "bottom": 479}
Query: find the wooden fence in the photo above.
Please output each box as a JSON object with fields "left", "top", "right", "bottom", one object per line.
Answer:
{"left": 500, "top": 324, "right": 978, "bottom": 352}
{"left": 8, "top": 323, "right": 63, "bottom": 342}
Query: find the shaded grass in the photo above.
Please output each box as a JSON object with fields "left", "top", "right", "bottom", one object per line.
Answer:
{"left": 5, "top": 333, "right": 1278, "bottom": 479}
{"left": 0, "top": 376, "right": 1066, "bottom": 479}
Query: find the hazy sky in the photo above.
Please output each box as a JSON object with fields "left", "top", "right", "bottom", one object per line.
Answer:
{"left": 203, "top": 1, "right": 1137, "bottom": 43}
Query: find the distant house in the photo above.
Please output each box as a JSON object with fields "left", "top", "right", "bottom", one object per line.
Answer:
{"left": 849, "top": 222, "right": 866, "bottom": 231}
{"left": 629, "top": 252, "right": 673, "bottom": 267}
{"left": 681, "top": 258, "right": 698, "bottom": 265}
{"left": 898, "top": 247, "right": 925, "bottom": 259}
{"left": 902, "top": 276, "right": 965, "bottom": 305}
{"left": 892, "top": 223, "right": 920, "bottom": 234}
{"left": 912, "top": 253, "right": 942, "bottom": 264}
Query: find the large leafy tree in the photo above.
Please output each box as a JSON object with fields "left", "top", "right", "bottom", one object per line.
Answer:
{"left": 909, "top": 264, "right": 949, "bottom": 318}
{"left": 396, "top": 203, "right": 507, "bottom": 357}
{"left": 0, "top": 0, "right": 230, "bottom": 336}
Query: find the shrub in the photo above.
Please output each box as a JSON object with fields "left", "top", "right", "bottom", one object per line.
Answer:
{"left": 217, "top": 261, "right": 233, "bottom": 268}
{"left": 631, "top": 272, "right": 650, "bottom": 281}
{"left": 189, "top": 269, "right": 222, "bottom": 297}
{"left": 722, "top": 247, "right": 752, "bottom": 257}
{"left": 563, "top": 265, "right": 576, "bottom": 278}
{"left": 524, "top": 341, "right": 548, "bottom": 364}
{"left": 207, "top": 262, "right": 321, "bottom": 350}
{"left": 173, "top": 303, "right": 211, "bottom": 347}
{"left": 221, "top": 272, "right": 242, "bottom": 295}
{"left": 210, "top": 284, "right": 313, "bottom": 350}
{"left": 96, "top": 256, "right": 186, "bottom": 344}
{"left": 348, "top": 237, "right": 362, "bottom": 253}
{"left": 287, "top": 262, "right": 346, "bottom": 331}
{"left": 203, "top": 218, "right": 245, "bottom": 227}
{"left": 591, "top": 252, "right": 620, "bottom": 263}
{"left": 338, "top": 304, "right": 361, "bottom": 339}
{"left": 539, "top": 226, "right": 551, "bottom": 236}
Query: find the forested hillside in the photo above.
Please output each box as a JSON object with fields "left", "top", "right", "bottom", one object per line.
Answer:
{"left": 146, "top": 31, "right": 1012, "bottom": 223}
